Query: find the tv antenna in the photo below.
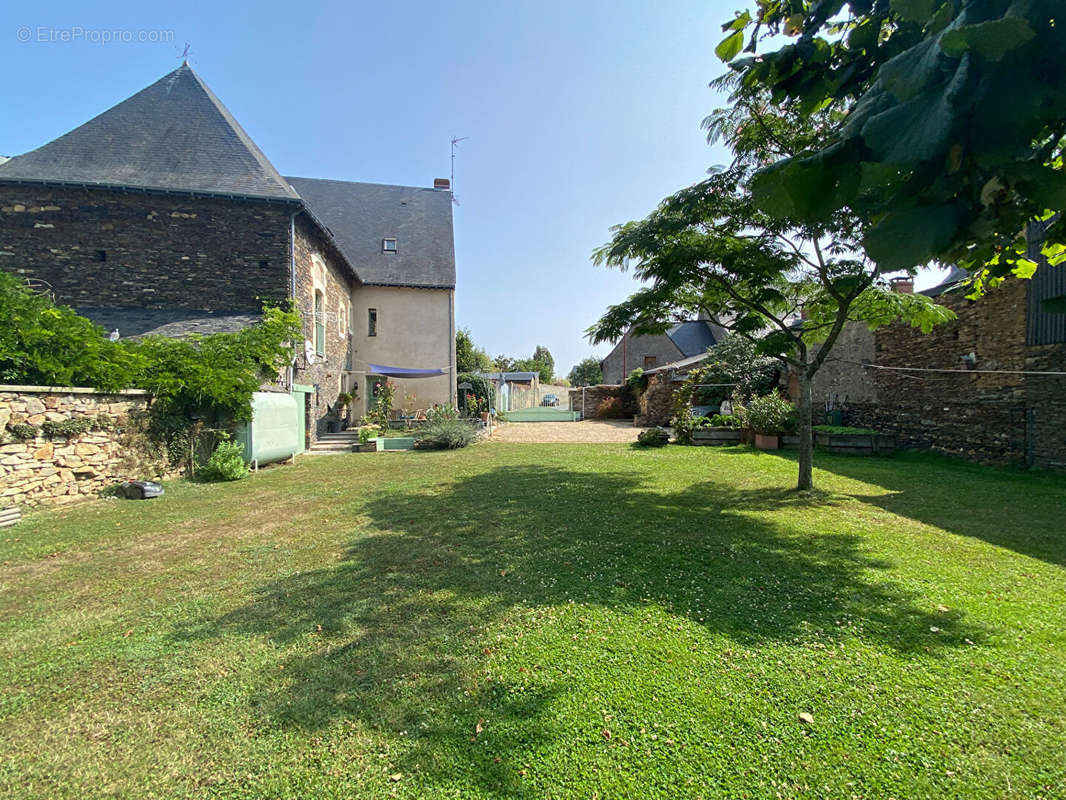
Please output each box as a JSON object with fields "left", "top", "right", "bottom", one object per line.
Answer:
{"left": 450, "top": 136, "right": 468, "bottom": 206}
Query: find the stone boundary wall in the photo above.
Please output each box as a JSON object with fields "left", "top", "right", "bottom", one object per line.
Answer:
{"left": 568, "top": 385, "right": 639, "bottom": 420}
{"left": 635, "top": 373, "right": 676, "bottom": 427}
{"left": 1, "top": 385, "right": 161, "bottom": 508}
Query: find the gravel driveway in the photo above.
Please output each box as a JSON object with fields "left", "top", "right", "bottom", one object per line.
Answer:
{"left": 488, "top": 419, "right": 650, "bottom": 443}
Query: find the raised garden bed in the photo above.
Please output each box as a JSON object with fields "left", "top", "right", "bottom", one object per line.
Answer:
{"left": 692, "top": 427, "right": 743, "bottom": 446}
{"left": 814, "top": 426, "right": 895, "bottom": 456}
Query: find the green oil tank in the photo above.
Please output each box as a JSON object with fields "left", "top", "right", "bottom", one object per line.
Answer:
{"left": 235, "top": 391, "right": 301, "bottom": 465}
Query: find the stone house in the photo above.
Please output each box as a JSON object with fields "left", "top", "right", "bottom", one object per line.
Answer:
{"left": 599, "top": 318, "right": 722, "bottom": 384}
{"left": 0, "top": 64, "right": 456, "bottom": 443}
{"left": 805, "top": 268, "right": 1066, "bottom": 469}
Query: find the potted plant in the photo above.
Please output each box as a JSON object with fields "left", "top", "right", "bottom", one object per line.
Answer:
{"left": 744, "top": 393, "right": 794, "bottom": 451}
{"left": 356, "top": 426, "right": 378, "bottom": 453}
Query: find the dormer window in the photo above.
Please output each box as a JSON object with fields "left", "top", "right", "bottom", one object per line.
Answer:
{"left": 382, "top": 237, "right": 397, "bottom": 253}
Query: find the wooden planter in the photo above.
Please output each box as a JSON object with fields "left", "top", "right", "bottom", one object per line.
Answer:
{"left": 356, "top": 441, "right": 379, "bottom": 453}
{"left": 815, "top": 431, "right": 896, "bottom": 456}
{"left": 692, "top": 427, "right": 743, "bottom": 446}
{"left": 754, "top": 433, "right": 780, "bottom": 450}
{"left": 780, "top": 434, "right": 800, "bottom": 449}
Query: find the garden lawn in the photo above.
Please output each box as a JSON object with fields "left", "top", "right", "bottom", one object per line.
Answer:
{"left": 1, "top": 444, "right": 1064, "bottom": 799}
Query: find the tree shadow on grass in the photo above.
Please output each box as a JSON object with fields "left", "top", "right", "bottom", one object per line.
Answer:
{"left": 777, "top": 450, "right": 1066, "bottom": 567}
{"left": 175, "top": 464, "right": 984, "bottom": 794}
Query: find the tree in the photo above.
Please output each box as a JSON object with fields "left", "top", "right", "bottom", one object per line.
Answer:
{"left": 494, "top": 354, "right": 518, "bottom": 373}
{"left": 590, "top": 77, "right": 953, "bottom": 490}
{"left": 455, "top": 327, "right": 492, "bottom": 373}
{"left": 718, "top": 1, "right": 1066, "bottom": 289}
{"left": 532, "top": 345, "right": 555, "bottom": 383}
{"left": 568, "top": 357, "right": 603, "bottom": 386}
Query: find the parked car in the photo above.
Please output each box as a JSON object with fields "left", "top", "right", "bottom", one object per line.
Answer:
{"left": 541, "top": 394, "right": 559, "bottom": 407}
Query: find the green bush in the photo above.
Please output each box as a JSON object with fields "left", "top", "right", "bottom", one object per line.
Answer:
{"left": 626, "top": 367, "right": 649, "bottom": 394}
{"left": 813, "top": 425, "right": 879, "bottom": 436}
{"left": 414, "top": 419, "right": 476, "bottom": 450}
{"left": 744, "top": 394, "right": 795, "bottom": 435}
{"left": 358, "top": 426, "right": 377, "bottom": 445}
{"left": 426, "top": 404, "right": 459, "bottom": 424}
{"left": 707, "top": 413, "right": 742, "bottom": 429}
{"left": 456, "top": 373, "right": 494, "bottom": 413}
{"left": 636, "top": 427, "right": 670, "bottom": 447}
{"left": 6, "top": 423, "right": 38, "bottom": 441}
{"left": 197, "top": 439, "right": 249, "bottom": 482}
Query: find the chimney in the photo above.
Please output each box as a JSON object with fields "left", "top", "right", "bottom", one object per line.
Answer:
{"left": 890, "top": 276, "right": 914, "bottom": 294}
{"left": 433, "top": 178, "right": 451, "bottom": 190}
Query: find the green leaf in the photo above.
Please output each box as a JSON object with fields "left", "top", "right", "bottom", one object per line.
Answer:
{"left": 722, "top": 10, "right": 751, "bottom": 33}
{"left": 864, "top": 204, "right": 960, "bottom": 269}
{"left": 890, "top": 0, "right": 936, "bottom": 24}
{"left": 861, "top": 89, "right": 954, "bottom": 164}
{"left": 1043, "top": 242, "right": 1066, "bottom": 266}
{"left": 716, "top": 30, "right": 745, "bottom": 63}
{"left": 940, "top": 17, "right": 1035, "bottom": 61}
{"left": 1012, "top": 258, "right": 1039, "bottom": 279}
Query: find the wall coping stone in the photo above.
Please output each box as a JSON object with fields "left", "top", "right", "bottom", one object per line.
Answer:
{"left": 0, "top": 385, "right": 150, "bottom": 396}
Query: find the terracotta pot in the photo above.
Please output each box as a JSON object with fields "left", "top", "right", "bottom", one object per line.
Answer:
{"left": 754, "top": 433, "right": 780, "bottom": 450}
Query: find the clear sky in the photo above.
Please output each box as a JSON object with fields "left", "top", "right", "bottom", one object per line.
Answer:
{"left": 1, "top": 1, "right": 943, "bottom": 377}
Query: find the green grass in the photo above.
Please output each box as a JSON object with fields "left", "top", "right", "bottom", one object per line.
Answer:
{"left": 1, "top": 445, "right": 1064, "bottom": 799}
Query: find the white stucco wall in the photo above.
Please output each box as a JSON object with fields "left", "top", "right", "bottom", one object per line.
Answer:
{"left": 349, "top": 285, "right": 455, "bottom": 415}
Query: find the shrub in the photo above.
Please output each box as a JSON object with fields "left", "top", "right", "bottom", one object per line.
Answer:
{"left": 414, "top": 419, "right": 476, "bottom": 450}
{"left": 7, "top": 423, "right": 38, "bottom": 441}
{"left": 358, "top": 426, "right": 377, "bottom": 445}
{"left": 594, "top": 395, "right": 628, "bottom": 419}
{"left": 744, "top": 394, "right": 795, "bottom": 435}
{"left": 456, "top": 373, "right": 494, "bottom": 413}
{"left": 636, "top": 427, "right": 670, "bottom": 447}
{"left": 707, "top": 413, "right": 742, "bottom": 429}
{"left": 626, "top": 367, "right": 649, "bottom": 394}
{"left": 427, "top": 404, "right": 459, "bottom": 424}
{"left": 197, "top": 439, "right": 249, "bottom": 482}
{"left": 813, "top": 425, "right": 878, "bottom": 436}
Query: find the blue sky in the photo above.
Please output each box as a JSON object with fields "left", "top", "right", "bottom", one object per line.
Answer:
{"left": 1, "top": 1, "right": 942, "bottom": 376}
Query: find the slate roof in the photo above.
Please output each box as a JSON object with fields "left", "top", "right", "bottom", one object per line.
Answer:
{"left": 666, "top": 320, "right": 718, "bottom": 357}
{"left": 921, "top": 265, "right": 971, "bottom": 298}
{"left": 76, "top": 307, "right": 261, "bottom": 339}
{"left": 0, "top": 65, "right": 299, "bottom": 201}
{"left": 287, "top": 177, "right": 455, "bottom": 289}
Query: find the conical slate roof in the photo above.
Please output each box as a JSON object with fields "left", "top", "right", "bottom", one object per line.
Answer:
{"left": 0, "top": 64, "right": 299, "bottom": 200}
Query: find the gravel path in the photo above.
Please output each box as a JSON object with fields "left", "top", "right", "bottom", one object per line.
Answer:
{"left": 488, "top": 419, "right": 650, "bottom": 443}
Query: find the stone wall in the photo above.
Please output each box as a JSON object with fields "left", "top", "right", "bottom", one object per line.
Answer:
{"left": 0, "top": 185, "right": 292, "bottom": 312}
{"left": 290, "top": 215, "right": 356, "bottom": 440}
{"left": 569, "top": 385, "right": 639, "bottom": 420}
{"left": 635, "top": 373, "right": 676, "bottom": 427}
{"left": 0, "top": 386, "right": 163, "bottom": 508}
{"left": 600, "top": 332, "right": 683, "bottom": 384}
{"left": 809, "top": 279, "right": 1066, "bottom": 469}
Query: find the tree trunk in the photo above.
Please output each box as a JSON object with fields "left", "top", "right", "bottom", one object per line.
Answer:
{"left": 796, "top": 370, "right": 814, "bottom": 491}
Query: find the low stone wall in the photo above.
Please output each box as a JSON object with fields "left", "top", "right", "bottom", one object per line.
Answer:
{"left": 568, "top": 385, "right": 639, "bottom": 419}
{"left": 1, "top": 386, "right": 161, "bottom": 508}
{"left": 635, "top": 374, "right": 676, "bottom": 427}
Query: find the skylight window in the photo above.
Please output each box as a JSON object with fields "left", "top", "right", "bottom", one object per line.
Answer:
{"left": 382, "top": 237, "right": 397, "bottom": 253}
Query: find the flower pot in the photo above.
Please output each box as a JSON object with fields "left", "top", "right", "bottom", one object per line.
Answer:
{"left": 480, "top": 412, "right": 490, "bottom": 422}
{"left": 754, "top": 433, "right": 780, "bottom": 450}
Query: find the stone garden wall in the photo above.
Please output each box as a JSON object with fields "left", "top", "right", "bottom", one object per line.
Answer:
{"left": 1, "top": 386, "right": 164, "bottom": 508}
{"left": 569, "top": 385, "right": 640, "bottom": 420}
{"left": 635, "top": 373, "right": 676, "bottom": 427}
